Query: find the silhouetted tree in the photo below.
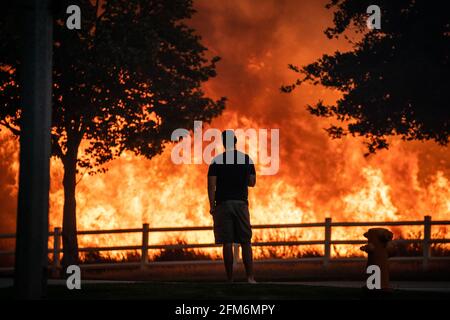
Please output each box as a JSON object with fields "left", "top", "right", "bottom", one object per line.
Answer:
{"left": 282, "top": 0, "right": 449, "bottom": 154}
{"left": 0, "top": 0, "right": 225, "bottom": 267}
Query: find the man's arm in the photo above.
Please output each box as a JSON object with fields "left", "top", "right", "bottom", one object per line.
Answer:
{"left": 208, "top": 175, "right": 217, "bottom": 215}
{"left": 248, "top": 159, "right": 256, "bottom": 187}
{"left": 248, "top": 174, "right": 256, "bottom": 187}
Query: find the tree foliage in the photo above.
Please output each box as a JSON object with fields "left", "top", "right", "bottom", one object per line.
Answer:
{"left": 0, "top": 0, "right": 225, "bottom": 265}
{"left": 282, "top": 0, "right": 450, "bottom": 153}
{"left": 1, "top": 0, "right": 225, "bottom": 169}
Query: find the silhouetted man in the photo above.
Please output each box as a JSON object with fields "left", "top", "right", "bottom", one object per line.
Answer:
{"left": 207, "top": 130, "right": 256, "bottom": 283}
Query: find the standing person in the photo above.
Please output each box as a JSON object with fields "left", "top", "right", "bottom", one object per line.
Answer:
{"left": 207, "top": 130, "right": 256, "bottom": 283}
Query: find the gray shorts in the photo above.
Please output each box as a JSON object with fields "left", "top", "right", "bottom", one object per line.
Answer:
{"left": 213, "top": 200, "right": 252, "bottom": 244}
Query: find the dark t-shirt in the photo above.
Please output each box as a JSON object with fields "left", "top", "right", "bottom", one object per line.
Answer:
{"left": 207, "top": 150, "right": 256, "bottom": 205}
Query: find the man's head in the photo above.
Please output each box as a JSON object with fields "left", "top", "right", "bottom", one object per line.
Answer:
{"left": 222, "top": 130, "right": 237, "bottom": 150}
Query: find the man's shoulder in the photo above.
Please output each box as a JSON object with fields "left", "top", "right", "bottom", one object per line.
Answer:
{"left": 210, "top": 151, "right": 254, "bottom": 165}
{"left": 236, "top": 151, "right": 254, "bottom": 164}
{"left": 232, "top": 151, "right": 254, "bottom": 165}
{"left": 210, "top": 152, "right": 225, "bottom": 165}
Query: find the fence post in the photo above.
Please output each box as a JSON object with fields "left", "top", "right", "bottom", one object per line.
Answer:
{"left": 423, "top": 215, "right": 431, "bottom": 270}
{"left": 52, "top": 227, "right": 61, "bottom": 277}
{"left": 141, "top": 223, "right": 149, "bottom": 269}
{"left": 233, "top": 243, "right": 240, "bottom": 267}
{"left": 324, "top": 217, "right": 332, "bottom": 267}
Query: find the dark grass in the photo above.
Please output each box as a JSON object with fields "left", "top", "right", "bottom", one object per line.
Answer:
{"left": 79, "top": 260, "right": 450, "bottom": 282}
{"left": 3, "top": 260, "right": 449, "bottom": 283}
{"left": 1, "top": 282, "right": 450, "bottom": 300}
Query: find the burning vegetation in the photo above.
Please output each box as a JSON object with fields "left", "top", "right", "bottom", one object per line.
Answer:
{"left": 0, "top": 0, "right": 449, "bottom": 264}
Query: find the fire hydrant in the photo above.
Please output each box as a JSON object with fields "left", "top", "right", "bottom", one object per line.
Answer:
{"left": 360, "top": 228, "right": 393, "bottom": 290}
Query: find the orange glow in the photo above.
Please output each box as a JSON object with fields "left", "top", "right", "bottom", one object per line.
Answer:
{"left": 0, "top": 0, "right": 449, "bottom": 260}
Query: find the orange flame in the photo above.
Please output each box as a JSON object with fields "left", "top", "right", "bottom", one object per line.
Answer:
{"left": 1, "top": 0, "right": 449, "bottom": 261}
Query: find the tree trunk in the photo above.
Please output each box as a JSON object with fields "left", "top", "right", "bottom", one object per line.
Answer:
{"left": 61, "top": 141, "right": 80, "bottom": 269}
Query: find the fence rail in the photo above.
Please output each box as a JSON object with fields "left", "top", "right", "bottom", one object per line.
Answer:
{"left": 0, "top": 215, "right": 449, "bottom": 272}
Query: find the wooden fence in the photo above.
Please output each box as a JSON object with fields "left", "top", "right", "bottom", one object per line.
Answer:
{"left": 1, "top": 215, "right": 449, "bottom": 273}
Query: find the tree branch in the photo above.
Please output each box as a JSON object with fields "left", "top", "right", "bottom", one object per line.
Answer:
{"left": 0, "top": 120, "right": 20, "bottom": 136}
{"left": 51, "top": 135, "right": 65, "bottom": 159}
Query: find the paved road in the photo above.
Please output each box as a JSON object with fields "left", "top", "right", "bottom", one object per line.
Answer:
{"left": 268, "top": 281, "right": 450, "bottom": 292}
{"left": 1, "top": 278, "right": 449, "bottom": 293}
{"left": 0, "top": 278, "right": 138, "bottom": 288}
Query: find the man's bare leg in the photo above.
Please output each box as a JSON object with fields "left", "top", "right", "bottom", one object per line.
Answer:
{"left": 223, "top": 243, "right": 234, "bottom": 282}
{"left": 241, "top": 243, "right": 256, "bottom": 283}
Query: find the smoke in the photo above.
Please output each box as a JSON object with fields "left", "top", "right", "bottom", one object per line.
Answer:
{"left": 188, "top": 0, "right": 450, "bottom": 220}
